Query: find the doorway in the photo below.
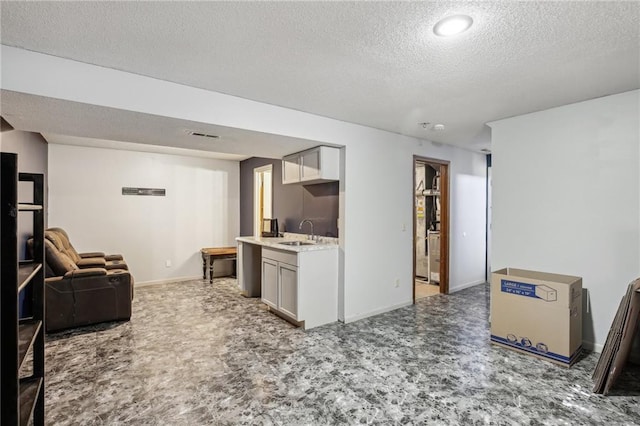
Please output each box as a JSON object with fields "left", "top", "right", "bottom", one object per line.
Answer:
{"left": 413, "top": 156, "right": 450, "bottom": 301}
{"left": 253, "top": 165, "right": 273, "bottom": 236}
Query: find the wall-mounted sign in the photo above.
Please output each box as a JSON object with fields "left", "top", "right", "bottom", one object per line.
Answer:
{"left": 122, "top": 187, "right": 166, "bottom": 196}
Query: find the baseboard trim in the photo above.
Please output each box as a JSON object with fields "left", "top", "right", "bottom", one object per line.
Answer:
{"left": 344, "top": 300, "right": 413, "bottom": 324}
{"left": 135, "top": 275, "right": 201, "bottom": 288}
{"left": 582, "top": 341, "right": 603, "bottom": 353}
{"left": 449, "top": 279, "right": 486, "bottom": 293}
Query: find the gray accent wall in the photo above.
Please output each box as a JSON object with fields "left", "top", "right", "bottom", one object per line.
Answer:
{"left": 1, "top": 118, "right": 48, "bottom": 258}
{"left": 240, "top": 157, "right": 339, "bottom": 237}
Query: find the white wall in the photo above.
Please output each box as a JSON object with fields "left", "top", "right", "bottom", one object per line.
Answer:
{"left": 489, "top": 90, "right": 640, "bottom": 350}
{"left": 48, "top": 144, "right": 240, "bottom": 283}
{"left": 4, "top": 46, "right": 487, "bottom": 321}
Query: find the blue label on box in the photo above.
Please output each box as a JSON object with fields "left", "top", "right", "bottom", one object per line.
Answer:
{"left": 491, "top": 335, "right": 581, "bottom": 365}
{"left": 501, "top": 279, "right": 538, "bottom": 298}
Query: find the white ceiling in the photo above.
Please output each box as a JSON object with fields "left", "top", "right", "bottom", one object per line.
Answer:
{"left": 1, "top": 1, "right": 639, "bottom": 154}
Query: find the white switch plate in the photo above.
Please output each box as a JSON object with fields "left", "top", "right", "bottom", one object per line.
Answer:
{"left": 165, "top": 260, "right": 172, "bottom": 267}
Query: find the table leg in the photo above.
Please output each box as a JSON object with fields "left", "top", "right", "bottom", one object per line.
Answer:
{"left": 202, "top": 253, "right": 207, "bottom": 280}
{"left": 209, "top": 257, "right": 214, "bottom": 284}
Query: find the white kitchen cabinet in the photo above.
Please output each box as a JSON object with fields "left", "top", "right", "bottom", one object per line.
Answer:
{"left": 278, "top": 263, "right": 298, "bottom": 318}
{"left": 260, "top": 245, "right": 337, "bottom": 329}
{"left": 261, "top": 258, "right": 279, "bottom": 309}
{"left": 262, "top": 248, "right": 298, "bottom": 319}
{"left": 282, "top": 154, "right": 301, "bottom": 184}
{"left": 300, "top": 148, "right": 321, "bottom": 181}
{"left": 282, "top": 146, "right": 340, "bottom": 185}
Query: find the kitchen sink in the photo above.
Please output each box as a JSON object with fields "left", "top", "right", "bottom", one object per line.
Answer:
{"left": 278, "top": 240, "right": 315, "bottom": 246}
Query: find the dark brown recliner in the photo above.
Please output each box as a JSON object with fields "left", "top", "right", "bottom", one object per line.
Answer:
{"left": 33, "top": 237, "right": 133, "bottom": 332}
{"left": 46, "top": 227, "right": 129, "bottom": 271}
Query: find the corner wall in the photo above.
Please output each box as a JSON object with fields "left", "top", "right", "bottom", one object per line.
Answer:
{"left": 48, "top": 144, "right": 240, "bottom": 283}
{"left": 489, "top": 90, "right": 640, "bottom": 350}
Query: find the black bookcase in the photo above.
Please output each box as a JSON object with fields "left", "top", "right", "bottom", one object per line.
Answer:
{"left": 1, "top": 152, "right": 45, "bottom": 425}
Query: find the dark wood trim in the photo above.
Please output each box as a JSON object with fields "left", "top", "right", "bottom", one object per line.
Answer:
{"left": 412, "top": 156, "right": 420, "bottom": 302}
{"left": 413, "top": 155, "right": 450, "bottom": 299}
{"left": 439, "top": 162, "right": 450, "bottom": 294}
{"left": 485, "top": 154, "right": 491, "bottom": 281}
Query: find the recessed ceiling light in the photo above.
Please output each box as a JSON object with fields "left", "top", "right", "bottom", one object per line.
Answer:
{"left": 433, "top": 15, "right": 473, "bottom": 37}
{"left": 432, "top": 124, "right": 445, "bottom": 131}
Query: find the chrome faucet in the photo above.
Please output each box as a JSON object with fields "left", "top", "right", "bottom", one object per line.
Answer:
{"left": 299, "top": 219, "right": 314, "bottom": 240}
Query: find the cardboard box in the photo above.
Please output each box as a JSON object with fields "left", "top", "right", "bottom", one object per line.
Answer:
{"left": 490, "top": 268, "right": 582, "bottom": 367}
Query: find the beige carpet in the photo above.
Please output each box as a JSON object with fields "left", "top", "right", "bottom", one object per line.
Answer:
{"left": 415, "top": 280, "right": 440, "bottom": 299}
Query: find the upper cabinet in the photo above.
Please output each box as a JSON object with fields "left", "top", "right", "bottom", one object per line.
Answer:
{"left": 282, "top": 146, "right": 340, "bottom": 185}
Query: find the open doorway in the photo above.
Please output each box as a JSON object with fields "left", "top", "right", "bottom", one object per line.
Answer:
{"left": 413, "top": 156, "right": 450, "bottom": 301}
{"left": 253, "top": 165, "right": 273, "bottom": 236}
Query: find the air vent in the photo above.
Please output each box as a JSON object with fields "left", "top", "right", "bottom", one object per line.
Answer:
{"left": 188, "top": 131, "right": 220, "bottom": 139}
{"left": 122, "top": 187, "right": 166, "bottom": 196}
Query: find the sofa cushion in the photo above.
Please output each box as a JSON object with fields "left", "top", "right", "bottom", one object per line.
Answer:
{"left": 44, "top": 239, "right": 78, "bottom": 276}
{"left": 44, "top": 230, "right": 65, "bottom": 252}
{"left": 47, "top": 228, "right": 82, "bottom": 263}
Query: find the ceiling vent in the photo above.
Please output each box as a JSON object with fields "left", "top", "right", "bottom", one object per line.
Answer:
{"left": 188, "top": 131, "right": 220, "bottom": 139}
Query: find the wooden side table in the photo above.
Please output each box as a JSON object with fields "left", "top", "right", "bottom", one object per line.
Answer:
{"left": 200, "top": 247, "right": 237, "bottom": 284}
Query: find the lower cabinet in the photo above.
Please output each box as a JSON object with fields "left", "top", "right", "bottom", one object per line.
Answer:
{"left": 278, "top": 263, "right": 298, "bottom": 318}
{"left": 261, "top": 246, "right": 337, "bottom": 329}
{"left": 261, "top": 258, "right": 279, "bottom": 310}
{"left": 261, "top": 249, "right": 298, "bottom": 319}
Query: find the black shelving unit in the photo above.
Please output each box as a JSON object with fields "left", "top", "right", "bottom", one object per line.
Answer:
{"left": 1, "top": 152, "right": 45, "bottom": 425}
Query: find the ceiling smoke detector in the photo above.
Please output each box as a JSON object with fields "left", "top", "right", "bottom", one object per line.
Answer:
{"left": 188, "top": 131, "right": 220, "bottom": 139}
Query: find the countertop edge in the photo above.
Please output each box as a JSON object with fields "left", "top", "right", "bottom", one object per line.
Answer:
{"left": 236, "top": 236, "right": 338, "bottom": 253}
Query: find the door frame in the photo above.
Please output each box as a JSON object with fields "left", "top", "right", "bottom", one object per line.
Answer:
{"left": 413, "top": 155, "right": 450, "bottom": 300}
{"left": 253, "top": 164, "right": 273, "bottom": 236}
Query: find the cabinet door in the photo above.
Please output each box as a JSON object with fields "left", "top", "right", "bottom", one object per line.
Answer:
{"left": 278, "top": 263, "right": 298, "bottom": 319}
{"left": 300, "top": 148, "right": 321, "bottom": 181}
{"left": 261, "top": 258, "right": 278, "bottom": 309}
{"left": 282, "top": 154, "right": 301, "bottom": 184}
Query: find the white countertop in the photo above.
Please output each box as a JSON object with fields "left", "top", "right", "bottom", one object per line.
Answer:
{"left": 236, "top": 235, "right": 338, "bottom": 253}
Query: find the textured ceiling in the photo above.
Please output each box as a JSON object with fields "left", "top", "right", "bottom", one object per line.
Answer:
{"left": 1, "top": 1, "right": 639, "bottom": 153}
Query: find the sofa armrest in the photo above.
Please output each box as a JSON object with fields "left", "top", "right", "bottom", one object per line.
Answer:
{"left": 79, "top": 251, "right": 106, "bottom": 258}
{"left": 105, "top": 254, "right": 124, "bottom": 261}
{"left": 63, "top": 268, "right": 108, "bottom": 278}
{"left": 76, "top": 257, "right": 107, "bottom": 268}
